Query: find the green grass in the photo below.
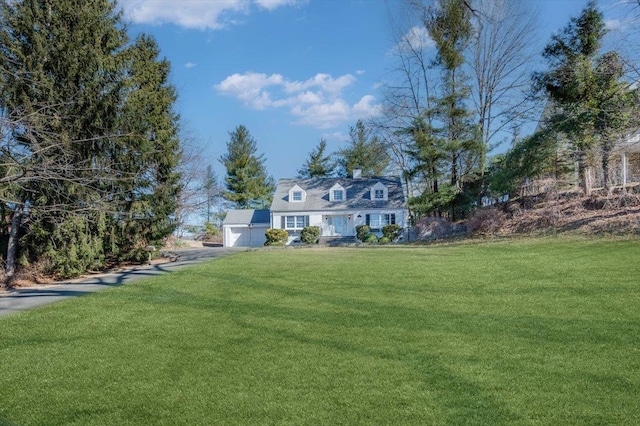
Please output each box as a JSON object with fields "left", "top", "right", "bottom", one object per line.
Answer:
{"left": 1, "top": 237, "right": 639, "bottom": 425}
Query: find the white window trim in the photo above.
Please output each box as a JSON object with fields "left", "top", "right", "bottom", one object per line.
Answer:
{"left": 370, "top": 182, "right": 388, "bottom": 201}
{"left": 329, "top": 184, "right": 346, "bottom": 202}
{"left": 285, "top": 215, "right": 308, "bottom": 230}
{"left": 289, "top": 185, "right": 306, "bottom": 203}
{"left": 366, "top": 213, "right": 396, "bottom": 230}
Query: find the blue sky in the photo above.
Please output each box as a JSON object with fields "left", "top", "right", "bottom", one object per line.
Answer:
{"left": 120, "top": 0, "right": 635, "bottom": 181}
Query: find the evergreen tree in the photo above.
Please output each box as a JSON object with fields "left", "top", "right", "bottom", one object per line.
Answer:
{"left": 112, "top": 34, "right": 182, "bottom": 262}
{"left": 404, "top": 115, "right": 450, "bottom": 217}
{"left": 0, "top": 0, "right": 182, "bottom": 279}
{"left": 336, "top": 120, "right": 389, "bottom": 178}
{"left": 533, "top": 2, "right": 633, "bottom": 193}
{"left": 0, "top": 0, "right": 127, "bottom": 278}
{"left": 203, "top": 164, "right": 219, "bottom": 223}
{"left": 408, "top": 0, "right": 483, "bottom": 220}
{"left": 297, "top": 139, "right": 334, "bottom": 178}
{"left": 219, "top": 125, "right": 275, "bottom": 209}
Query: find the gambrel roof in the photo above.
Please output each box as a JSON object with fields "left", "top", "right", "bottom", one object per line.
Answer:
{"left": 270, "top": 177, "right": 406, "bottom": 212}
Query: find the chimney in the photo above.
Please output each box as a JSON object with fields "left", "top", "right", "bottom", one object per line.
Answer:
{"left": 352, "top": 168, "right": 362, "bottom": 179}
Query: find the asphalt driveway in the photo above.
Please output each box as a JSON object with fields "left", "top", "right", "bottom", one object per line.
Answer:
{"left": 0, "top": 247, "right": 243, "bottom": 318}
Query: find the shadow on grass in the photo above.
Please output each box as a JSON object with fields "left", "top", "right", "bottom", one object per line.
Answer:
{"left": 128, "top": 269, "right": 640, "bottom": 422}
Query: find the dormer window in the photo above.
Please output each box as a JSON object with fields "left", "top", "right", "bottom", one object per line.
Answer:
{"left": 289, "top": 185, "right": 306, "bottom": 203}
{"left": 329, "top": 183, "right": 346, "bottom": 202}
{"left": 370, "top": 182, "right": 388, "bottom": 201}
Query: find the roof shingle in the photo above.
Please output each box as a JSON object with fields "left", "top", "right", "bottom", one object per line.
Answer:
{"left": 270, "top": 177, "right": 405, "bottom": 212}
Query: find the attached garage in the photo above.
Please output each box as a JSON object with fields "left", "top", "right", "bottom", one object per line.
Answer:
{"left": 222, "top": 209, "right": 270, "bottom": 248}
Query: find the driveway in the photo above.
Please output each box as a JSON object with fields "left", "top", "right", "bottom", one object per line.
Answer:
{"left": 0, "top": 247, "right": 244, "bottom": 318}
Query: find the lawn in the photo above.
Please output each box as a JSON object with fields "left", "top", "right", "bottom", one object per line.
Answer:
{"left": 0, "top": 238, "right": 639, "bottom": 425}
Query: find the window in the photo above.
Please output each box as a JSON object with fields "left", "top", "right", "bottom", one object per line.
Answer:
{"left": 370, "top": 182, "right": 387, "bottom": 201}
{"left": 366, "top": 213, "right": 396, "bottom": 229}
{"left": 329, "top": 183, "right": 346, "bottom": 202}
{"left": 289, "top": 185, "right": 306, "bottom": 202}
{"left": 284, "top": 215, "right": 308, "bottom": 229}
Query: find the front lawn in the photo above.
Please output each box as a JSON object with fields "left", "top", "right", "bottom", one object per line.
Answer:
{"left": 0, "top": 238, "right": 638, "bottom": 425}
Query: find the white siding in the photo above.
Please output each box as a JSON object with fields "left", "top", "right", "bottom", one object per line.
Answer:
{"left": 223, "top": 225, "right": 268, "bottom": 247}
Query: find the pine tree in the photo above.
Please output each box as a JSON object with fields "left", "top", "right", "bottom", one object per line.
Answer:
{"left": 336, "top": 120, "right": 389, "bottom": 178}
{"left": 297, "top": 139, "right": 334, "bottom": 178}
{"left": 0, "top": 0, "right": 128, "bottom": 277}
{"left": 532, "top": 1, "right": 633, "bottom": 194}
{"left": 0, "top": 0, "right": 182, "bottom": 278}
{"left": 203, "top": 164, "right": 219, "bottom": 223}
{"left": 219, "top": 125, "right": 275, "bottom": 209}
{"left": 113, "top": 34, "right": 182, "bottom": 261}
{"left": 408, "top": 0, "right": 483, "bottom": 220}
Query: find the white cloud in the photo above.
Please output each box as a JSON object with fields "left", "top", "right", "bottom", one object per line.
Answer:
{"left": 353, "top": 95, "right": 382, "bottom": 118}
{"left": 254, "top": 0, "right": 298, "bottom": 11}
{"left": 393, "top": 26, "right": 434, "bottom": 54}
{"left": 185, "top": 62, "right": 197, "bottom": 69}
{"left": 605, "top": 19, "right": 624, "bottom": 31}
{"left": 214, "top": 71, "right": 382, "bottom": 128}
{"left": 121, "top": 0, "right": 299, "bottom": 30}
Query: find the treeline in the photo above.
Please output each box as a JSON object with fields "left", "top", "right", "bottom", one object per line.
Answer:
{"left": 0, "top": 0, "right": 181, "bottom": 282}
{"left": 217, "top": 120, "right": 390, "bottom": 210}
{"left": 376, "top": 0, "right": 640, "bottom": 221}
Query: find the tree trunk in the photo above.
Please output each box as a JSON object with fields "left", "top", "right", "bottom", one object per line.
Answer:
{"left": 5, "top": 205, "right": 23, "bottom": 283}
{"left": 601, "top": 140, "right": 613, "bottom": 193}
{"left": 577, "top": 151, "right": 592, "bottom": 196}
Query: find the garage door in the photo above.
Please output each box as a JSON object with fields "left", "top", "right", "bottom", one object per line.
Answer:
{"left": 226, "top": 226, "right": 268, "bottom": 247}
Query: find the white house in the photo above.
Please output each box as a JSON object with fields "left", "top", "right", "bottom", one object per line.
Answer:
{"left": 612, "top": 131, "right": 640, "bottom": 189}
{"left": 269, "top": 172, "right": 408, "bottom": 244}
{"left": 222, "top": 209, "right": 270, "bottom": 247}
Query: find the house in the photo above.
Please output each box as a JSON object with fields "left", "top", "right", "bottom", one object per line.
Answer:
{"left": 269, "top": 171, "right": 408, "bottom": 244}
{"left": 611, "top": 131, "right": 640, "bottom": 189}
{"left": 222, "top": 209, "right": 270, "bottom": 247}
{"left": 536, "top": 101, "right": 640, "bottom": 191}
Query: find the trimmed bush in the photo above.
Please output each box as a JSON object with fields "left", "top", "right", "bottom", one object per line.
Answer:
{"left": 265, "top": 228, "right": 288, "bottom": 246}
{"left": 356, "top": 225, "right": 370, "bottom": 241}
{"left": 363, "top": 233, "right": 378, "bottom": 243}
{"left": 378, "top": 236, "right": 391, "bottom": 244}
{"left": 300, "top": 226, "right": 321, "bottom": 244}
{"left": 382, "top": 224, "right": 402, "bottom": 241}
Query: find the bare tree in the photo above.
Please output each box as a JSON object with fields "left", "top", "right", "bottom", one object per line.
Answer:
{"left": 173, "top": 132, "right": 222, "bottom": 235}
{"left": 378, "top": 0, "right": 543, "bottom": 205}
{"left": 374, "top": 0, "right": 438, "bottom": 201}
{"left": 469, "top": 0, "right": 542, "bottom": 170}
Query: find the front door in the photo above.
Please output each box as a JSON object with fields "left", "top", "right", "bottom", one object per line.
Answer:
{"left": 328, "top": 215, "right": 348, "bottom": 236}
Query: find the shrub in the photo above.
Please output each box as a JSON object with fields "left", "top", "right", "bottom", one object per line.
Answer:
{"left": 378, "top": 236, "right": 391, "bottom": 244}
{"left": 382, "top": 224, "right": 402, "bottom": 241}
{"left": 203, "top": 222, "right": 219, "bottom": 235}
{"left": 356, "top": 225, "right": 370, "bottom": 241}
{"left": 363, "top": 233, "right": 378, "bottom": 243}
{"left": 300, "top": 226, "right": 320, "bottom": 244}
{"left": 467, "top": 208, "right": 506, "bottom": 236}
{"left": 264, "top": 228, "right": 288, "bottom": 246}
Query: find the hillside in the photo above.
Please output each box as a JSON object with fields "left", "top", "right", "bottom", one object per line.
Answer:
{"left": 469, "top": 188, "right": 640, "bottom": 238}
